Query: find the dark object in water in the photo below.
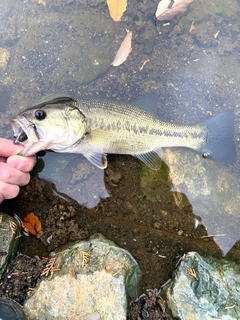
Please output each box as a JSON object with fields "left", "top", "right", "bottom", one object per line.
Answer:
{"left": 0, "top": 297, "right": 28, "bottom": 320}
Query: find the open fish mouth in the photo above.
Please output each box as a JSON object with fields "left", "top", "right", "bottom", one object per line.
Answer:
{"left": 13, "top": 125, "right": 28, "bottom": 144}
{"left": 11, "top": 116, "right": 40, "bottom": 155}
{"left": 11, "top": 117, "right": 36, "bottom": 144}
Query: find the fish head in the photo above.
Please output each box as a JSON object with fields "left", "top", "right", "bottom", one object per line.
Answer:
{"left": 11, "top": 98, "right": 87, "bottom": 156}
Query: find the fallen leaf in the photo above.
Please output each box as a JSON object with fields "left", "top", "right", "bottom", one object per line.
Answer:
{"left": 21, "top": 212, "right": 42, "bottom": 236}
{"left": 111, "top": 29, "right": 132, "bottom": 67}
{"left": 214, "top": 30, "right": 220, "bottom": 39}
{"left": 107, "top": 0, "right": 127, "bottom": 22}
{"left": 156, "top": 0, "right": 195, "bottom": 21}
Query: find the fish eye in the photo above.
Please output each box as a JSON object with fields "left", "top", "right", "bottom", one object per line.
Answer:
{"left": 202, "top": 152, "right": 210, "bottom": 159}
{"left": 35, "top": 110, "right": 46, "bottom": 120}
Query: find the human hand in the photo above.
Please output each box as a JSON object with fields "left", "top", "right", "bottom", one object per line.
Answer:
{"left": 0, "top": 138, "right": 36, "bottom": 203}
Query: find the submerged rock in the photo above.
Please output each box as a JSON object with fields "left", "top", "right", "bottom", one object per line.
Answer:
{"left": 24, "top": 233, "right": 141, "bottom": 320}
{"left": 0, "top": 213, "right": 21, "bottom": 279}
{"left": 163, "top": 251, "right": 240, "bottom": 320}
{"left": 141, "top": 148, "right": 240, "bottom": 255}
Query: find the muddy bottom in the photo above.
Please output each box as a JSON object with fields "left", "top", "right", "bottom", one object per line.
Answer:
{"left": 0, "top": 155, "right": 239, "bottom": 319}
{"left": 0, "top": 255, "right": 46, "bottom": 305}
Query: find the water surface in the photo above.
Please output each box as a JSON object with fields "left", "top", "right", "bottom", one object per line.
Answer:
{"left": 0, "top": 0, "right": 240, "bottom": 289}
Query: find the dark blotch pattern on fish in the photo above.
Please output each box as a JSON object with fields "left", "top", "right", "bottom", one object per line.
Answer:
{"left": 162, "top": 129, "right": 206, "bottom": 140}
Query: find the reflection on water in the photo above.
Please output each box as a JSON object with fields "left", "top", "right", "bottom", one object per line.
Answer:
{"left": 159, "top": 149, "right": 240, "bottom": 256}
{"left": 0, "top": 0, "right": 240, "bottom": 261}
{"left": 36, "top": 152, "right": 109, "bottom": 208}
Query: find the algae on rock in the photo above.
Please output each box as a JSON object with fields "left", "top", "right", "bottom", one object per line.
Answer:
{"left": 163, "top": 251, "right": 240, "bottom": 320}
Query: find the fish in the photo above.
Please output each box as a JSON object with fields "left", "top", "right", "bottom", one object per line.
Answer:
{"left": 10, "top": 96, "right": 236, "bottom": 170}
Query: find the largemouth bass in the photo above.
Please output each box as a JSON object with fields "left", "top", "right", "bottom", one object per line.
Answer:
{"left": 11, "top": 97, "right": 236, "bottom": 169}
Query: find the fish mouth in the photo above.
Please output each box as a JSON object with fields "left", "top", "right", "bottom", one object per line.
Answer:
{"left": 11, "top": 116, "right": 40, "bottom": 156}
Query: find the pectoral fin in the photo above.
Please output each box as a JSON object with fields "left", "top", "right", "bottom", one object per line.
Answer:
{"left": 135, "top": 150, "right": 162, "bottom": 170}
{"left": 83, "top": 152, "right": 107, "bottom": 169}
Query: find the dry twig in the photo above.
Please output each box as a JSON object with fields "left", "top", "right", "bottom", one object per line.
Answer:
{"left": 41, "top": 256, "right": 59, "bottom": 277}
{"left": 9, "top": 221, "right": 17, "bottom": 234}
{"left": 201, "top": 233, "right": 226, "bottom": 238}
{"left": 80, "top": 251, "right": 90, "bottom": 268}
{"left": 15, "top": 234, "right": 23, "bottom": 239}
{"left": 189, "top": 21, "right": 195, "bottom": 32}
{"left": 183, "top": 265, "right": 198, "bottom": 280}
{"left": 225, "top": 304, "right": 236, "bottom": 309}
{"left": 139, "top": 59, "right": 149, "bottom": 71}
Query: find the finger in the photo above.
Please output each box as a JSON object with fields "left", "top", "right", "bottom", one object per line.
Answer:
{"left": 0, "top": 138, "right": 24, "bottom": 157}
{"left": 0, "top": 163, "right": 31, "bottom": 186}
{"left": 0, "top": 181, "right": 20, "bottom": 200}
{"left": 0, "top": 157, "right": 6, "bottom": 163}
{"left": 7, "top": 155, "right": 36, "bottom": 173}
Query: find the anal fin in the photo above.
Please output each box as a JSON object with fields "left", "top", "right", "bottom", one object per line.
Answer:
{"left": 83, "top": 152, "right": 107, "bottom": 169}
{"left": 135, "top": 149, "right": 162, "bottom": 170}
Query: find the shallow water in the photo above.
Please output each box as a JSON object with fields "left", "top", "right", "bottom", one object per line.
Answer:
{"left": 0, "top": 0, "right": 240, "bottom": 290}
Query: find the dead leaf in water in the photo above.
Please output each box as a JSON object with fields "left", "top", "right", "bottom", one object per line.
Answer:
{"left": 156, "top": 0, "right": 195, "bottom": 21}
{"left": 21, "top": 212, "right": 42, "bottom": 236}
{"left": 107, "top": 0, "right": 127, "bottom": 22}
{"left": 111, "top": 29, "right": 132, "bottom": 67}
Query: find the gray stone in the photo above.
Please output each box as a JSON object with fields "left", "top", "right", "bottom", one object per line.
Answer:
{"left": 24, "top": 234, "right": 141, "bottom": 320}
{"left": 0, "top": 213, "right": 21, "bottom": 279}
{"left": 163, "top": 251, "right": 240, "bottom": 320}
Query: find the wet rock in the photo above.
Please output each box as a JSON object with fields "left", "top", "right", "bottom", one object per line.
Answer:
{"left": 163, "top": 251, "right": 240, "bottom": 320}
{"left": 0, "top": 213, "right": 21, "bottom": 279}
{"left": 24, "top": 233, "right": 141, "bottom": 320}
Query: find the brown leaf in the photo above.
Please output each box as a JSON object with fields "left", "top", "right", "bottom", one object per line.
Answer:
{"left": 21, "top": 212, "right": 42, "bottom": 236}
{"left": 111, "top": 29, "right": 132, "bottom": 67}
{"left": 106, "top": 0, "right": 127, "bottom": 22}
{"left": 156, "top": 0, "right": 195, "bottom": 21}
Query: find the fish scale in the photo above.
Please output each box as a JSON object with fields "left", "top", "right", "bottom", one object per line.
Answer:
{"left": 73, "top": 100, "right": 204, "bottom": 148}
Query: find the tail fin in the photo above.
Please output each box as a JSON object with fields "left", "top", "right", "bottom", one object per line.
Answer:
{"left": 200, "top": 109, "right": 236, "bottom": 164}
